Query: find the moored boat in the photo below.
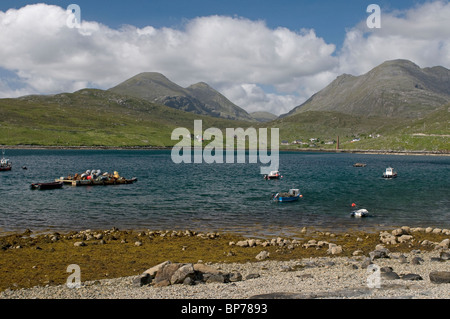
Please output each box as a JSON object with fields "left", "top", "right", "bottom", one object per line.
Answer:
{"left": 350, "top": 208, "right": 369, "bottom": 217}
{"left": 353, "top": 163, "right": 367, "bottom": 167}
{"left": 382, "top": 167, "right": 397, "bottom": 178}
{"left": 0, "top": 150, "right": 12, "bottom": 171}
{"left": 272, "top": 189, "right": 302, "bottom": 202}
{"left": 31, "top": 181, "right": 63, "bottom": 190}
{"left": 264, "top": 170, "right": 281, "bottom": 180}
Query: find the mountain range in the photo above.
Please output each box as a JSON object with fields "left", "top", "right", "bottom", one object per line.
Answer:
{"left": 0, "top": 59, "right": 448, "bottom": 151}
{"left": 109, "top": 72, "right": 255, "bottom": 122}
{"left": 283, "top": 59, "right": 450, "bottom": 119}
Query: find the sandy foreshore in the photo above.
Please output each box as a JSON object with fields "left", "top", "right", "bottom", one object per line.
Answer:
{"left": 0, "top": 226, "right": 449, "bottom": 299}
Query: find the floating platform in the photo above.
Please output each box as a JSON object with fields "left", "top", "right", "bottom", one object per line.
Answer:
{"left": 55, "top": 177, "right": 137, "bottom": 186}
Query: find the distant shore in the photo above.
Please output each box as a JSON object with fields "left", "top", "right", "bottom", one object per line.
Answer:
{"left": 1, "top": 145, "right": 449, "bottom": 156}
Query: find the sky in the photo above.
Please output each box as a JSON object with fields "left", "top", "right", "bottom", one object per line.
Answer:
{"left": 0, "top": 0, "right": 449, "bottom": 115}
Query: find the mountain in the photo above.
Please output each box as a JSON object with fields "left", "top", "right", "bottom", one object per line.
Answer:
{"left": 109, "top": 72, "right": 254, "bottom": 121}
{"left": 0, "top": 88, "right": 252, "bottom": 147}
{"left": 284, "top": 59, "right": 450, "bottom": 119}
{"left": 250, "top": 111, "right": 278, "bottom": 122}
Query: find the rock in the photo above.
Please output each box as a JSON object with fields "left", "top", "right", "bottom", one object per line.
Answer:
{"left": 170, "top": 263, "right": 195, "bottom": 285}
{"left": 398, "top": 235, "right": 414, "bottom": 243}
{"left": 193, "top": 263, "right": 222, "bottom": 275}
{"left": 352, "top": 250, "right": 364, "bottom": 256}
{"left": 361, "top": 257, "right": 372, "bottom": 269}
{"left": 245, "top": 273, "right": 260, "bottom": 280}
{"left": 440, "top": 251, "right": 450, "bottom": 260}
{"left": 392, "top": 228, "right": 404, "bottom": 236}
{"left": 134, "top": 241, "right": 142, "bottom": 247}
{"left": 425, "top": 227, "right": 433, "bottom": 233}
{"left": 382, "top": 272, "right": 400, "bottom": 280}
{"left": 401, "top": 273, "right": 423, "bottom": 281}
{"left": 204, "top": 273, "right": 226, "bottom": 284}
{"left": 437, "top": 239, "right": 449, "bottom": 249}
{"left": 236, "top": 240, "right": 249, "bottom": 247}
{"left": 327, "top": 243, "right": 343, "bottom": 255}
{"left": 74, "top": 241, "right": 86, "bottom": 247}
{"left": 248, "top": 239, "right": 257, "bottom": 247}
{"left": 429, "top": 271, "right": 450, "bottom": 284}
{"left": 154, "top": 263, "right": 183, "bottom": 285}
{"left": 229, "top": 272, "right": 243, "bottom": 282}
{"left": 143, "top": 261, "right": 172, "bottom": 277}
{"left": 369, "top": 248, "right": 390, "bottom": 261}
{"left": 432, "top": 228, "right": 442, "bottom": 234}
{"left": 411, "top": 257, "right": 424, "bottom": 265}
{"left": 134, "top": 273, "right": 152, "bottom": 287}
{"left": 255, "top": 250, "right": 270, "bottom": 260}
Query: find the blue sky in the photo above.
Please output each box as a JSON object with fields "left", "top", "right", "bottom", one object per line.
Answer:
{"left": 0, "top": 0, "right": 426, "bottom": 49}
{"left": 0, "top": 1, "right": 449, "bottom": 114}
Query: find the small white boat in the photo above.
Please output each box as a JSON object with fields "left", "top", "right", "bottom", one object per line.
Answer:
{"left": 264, "top": 171, "right": 281, "bottom": 180}
{"left": 382, "top": 167, "right": 397, "bottom": 178}
{"left": 351, "top": 209, "right": 369, "bottom": 217}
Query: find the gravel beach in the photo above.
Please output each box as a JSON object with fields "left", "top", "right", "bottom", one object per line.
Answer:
{"left": 1, "top": 251, "right": 449, "bottom": 299}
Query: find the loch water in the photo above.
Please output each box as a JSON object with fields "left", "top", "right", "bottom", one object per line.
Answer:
{"left": 0, "top": 149, "right": 449, "bottom": 237}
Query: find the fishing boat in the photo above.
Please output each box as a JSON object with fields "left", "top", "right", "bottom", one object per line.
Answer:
{"left": 0, "top": 150, "right": 12, "bottom": 171}
{"left": 350, "top": 208, "right": 369, "bottom": 217}
{"left": 353, "top": 163, "right": 367, "bottom": 167}
{"left": 31, "top": 182, "right": 63, "bottom": 190}
{"left": 382, "top": 167, "right": 397, "bottom": 178}
{"left": 264, "top": 170, "right": 281, "bottom": 180}
{"left": 272, "top": 189, "right": 302, "bottom": 202}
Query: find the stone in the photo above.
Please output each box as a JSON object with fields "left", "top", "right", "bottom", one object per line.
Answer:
{"left": 411, "top": 257, "right": 424, "bottom": 265}
{"left": 193, "top": 263, "right": 222, "bottom": 275}
{"left": 437, "top": 239, "right": 449, "bottom": 249}
{"left": 154, "top": 263, "right": 183, "bottom": 285}
{"left": 440, "top": 251, "right": 450, "bottom": 260}
{"left": 74, "top": 241, "right": 86, "bottom": 247}
{"left": 369, "top": 248, "right": 390, "bottom": 261}
{"left": 398, "top": 235, "right": 414, "bottom": 243}
{"left": 429, "top": 271, "right": 450, "bottom": 284}
{"left": 236, "top": 240, "right": 249, "bottom": 247}
{"left": 245, "top": 273, "right": 260, "bottom": 280}
{"left": 327, "top": 243, "right": 343, "bottom": 255}
{"left": 170, "top": 263, "right": 195, "bottom": 285}
{"left": 255, "top": 250, "right": 270, "bottom": 260}
{"left": 204, "top": 273, "right": 226, "bottom": 283}
{"left": 248, "top": 239, "right": 257, "bottom": 247}
{"left": 134, "top": 241, "right": 142, "bottom": 247}
{"left": 229, "top": 272, "right": 243, "bottom": 282}
{"left": 401, "top": 273, "right": 423, "bottom": 281}
{"left": 143, "top": 261, "right": 172, "bottom": 277}
{"left": 392, "top": 228, "right": 404, "bottom": 236}
{"left": 382, "top": 272, "right": 400, "bottom": 280}
{"left": 432, "top": 228, "right": 442, "bottom": 234}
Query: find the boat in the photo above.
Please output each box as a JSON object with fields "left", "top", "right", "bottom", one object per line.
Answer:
{"left": 264, "top": 170, "right": 281, "bottom": 180}
{"left": 272, "top": 189, "right": 302, "bottom": 202}
{"left": 0, "top": 150, "right": 12, "bottom": 171}
{"left": 382, "top": 167, "right": 397, "bottom": 178}
{"left": 353, "top": 163, "right": 367, "bottom": 167}
{"left": 31, "top": 181, "right": 63, "bottom": 190}
{"left": 55, "top": 170, "right": 138, "bottom": 186}
{"left": 351, "top": 208, "right": 369, "bottom": 217}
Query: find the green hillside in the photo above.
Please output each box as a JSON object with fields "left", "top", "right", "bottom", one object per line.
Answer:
{"left": 0, "top": 89, "right": 252, "bottom": 147}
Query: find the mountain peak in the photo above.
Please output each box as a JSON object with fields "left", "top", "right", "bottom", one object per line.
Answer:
{"left": 283, "top": 59, "right": 450, "bottom": 118}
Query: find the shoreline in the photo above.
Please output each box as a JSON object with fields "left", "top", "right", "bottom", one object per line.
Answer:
{"left": 0, "top": 226, "right": 448, "bottom": 299}
{"left": 1, "top": 144, "right": 449, "bottom": 156}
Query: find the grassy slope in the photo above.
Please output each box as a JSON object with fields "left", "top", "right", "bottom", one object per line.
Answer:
{"left": 0, "top": 89, "right": 448, "bottom": 151}
{"left": 0, "top": 89, "right": 252, "bottom": 147}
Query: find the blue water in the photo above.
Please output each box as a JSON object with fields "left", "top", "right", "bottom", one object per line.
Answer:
{"left": 0, "top": 149, "right": 449, "bottom": 237}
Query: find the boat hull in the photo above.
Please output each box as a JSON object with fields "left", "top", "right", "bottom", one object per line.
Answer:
{"left": 31, "top": 182, "right": 63, "bottom": 190}
{"left": 0, "top": 167, "right": 12, "bottom": 171}
{"left": 56, "top": 177, "right": 138, "bottom": 186}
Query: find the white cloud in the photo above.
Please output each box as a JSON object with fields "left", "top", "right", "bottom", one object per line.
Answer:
{"left": 338, "top": 1, "right": 450, "bottom": 75}
{"left": 0, "top": 2, "right": 450, "bottom": 116}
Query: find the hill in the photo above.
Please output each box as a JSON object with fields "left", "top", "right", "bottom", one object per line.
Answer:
{"left": 283, "top": 59, "right": 450, "bottom": 119}
{"left": 250, "top": 111, "right": 278, "bottom": 122}
{"left": 109, "top": 72, "right": 253, "bottom": 122}
{"left": 0, "top": 89, "right": 252, "bottom": 147}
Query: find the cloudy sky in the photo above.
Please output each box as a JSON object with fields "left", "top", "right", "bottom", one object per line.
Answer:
{"left": 0, "top": 0, "right": 449, "bottom": 115}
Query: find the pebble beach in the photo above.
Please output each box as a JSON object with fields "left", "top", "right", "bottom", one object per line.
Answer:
{"left": 0, "top": 226, "right": 449, "bottom": 300}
